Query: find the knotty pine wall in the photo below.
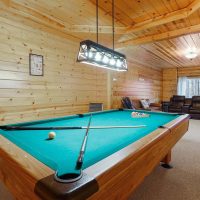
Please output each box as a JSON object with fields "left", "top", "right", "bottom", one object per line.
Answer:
{"left": 0, "top": 18, "right": 108, "bottom": 125}
{"left": 0, "top": 17, "right": 163, "bottom": 124}
{"left": 112, "top": 64, "right": 162, "bottom": 108}
{"left": 162, "top": 67, "right": 200, "bottom": 101}
{"left": 162, "top": 68, "right": 178, "bottom": 101}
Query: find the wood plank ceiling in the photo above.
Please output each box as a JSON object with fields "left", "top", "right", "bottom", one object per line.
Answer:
{"left": 1, "top": 0, "right": 200, "bottom": 68}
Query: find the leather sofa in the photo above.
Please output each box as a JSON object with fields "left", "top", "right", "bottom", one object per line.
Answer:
{"left": 162, "top": 95, "right": 200, "bottom": 119}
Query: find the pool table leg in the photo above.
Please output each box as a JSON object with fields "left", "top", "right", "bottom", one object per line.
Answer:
{"left": 161, "top": 150, "right": 173, "bottom": 169}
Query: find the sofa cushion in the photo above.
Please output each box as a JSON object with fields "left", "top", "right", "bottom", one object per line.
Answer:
{"left": 169, "top": 103, "right": 183, "bottom": 109}
{"left": 169, "top": 107, "right": 182, "bottom": 112}
{"left": 189, "top": 107, "right": 200, "bottom": 114}
{"left": 140, "top": 99, "right": 150, "bottom": 109}
{"left": 132, "top": 100, "right": 141, "bottom": 109}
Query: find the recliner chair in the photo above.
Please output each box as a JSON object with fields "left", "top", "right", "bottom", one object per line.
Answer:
{"left": 168, "top": 95, "right": 185, "bottom": 113}
{"left": 189, "top": 96, "right": 200, "bottom": 118}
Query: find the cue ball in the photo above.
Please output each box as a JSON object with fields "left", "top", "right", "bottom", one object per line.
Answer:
{"left": 48, "top": 131, "right": 56, "bottom": 139}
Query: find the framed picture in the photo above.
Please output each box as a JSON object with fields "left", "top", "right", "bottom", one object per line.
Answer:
{"left": 29, "top": 54, "right": 44, "bottom": 76}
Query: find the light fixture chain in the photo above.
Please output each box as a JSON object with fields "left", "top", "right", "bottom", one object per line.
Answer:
{"left": 96, "top": 0, "right": 99, "bottom": 44}
{"left": 112, "top": 0, "right": 115, "bottom": 50}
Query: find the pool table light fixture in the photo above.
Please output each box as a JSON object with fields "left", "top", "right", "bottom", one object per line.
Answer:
{"left": 77, "top": 0, "right": 128, "bottom": 72}
{"left": 77, "top": 40, "right": 128, "bottom": 71}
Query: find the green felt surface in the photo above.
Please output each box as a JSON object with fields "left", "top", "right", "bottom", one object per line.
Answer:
{"left": 0, "top": 110, "right": 179, "bottom": 176}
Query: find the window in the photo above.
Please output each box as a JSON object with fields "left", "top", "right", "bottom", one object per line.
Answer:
{"left": 178, "top": 77, "right": 200, "bottom": 97}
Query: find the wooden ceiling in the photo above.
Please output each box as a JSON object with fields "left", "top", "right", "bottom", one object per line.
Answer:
{"left": 1, "top": 0, "right": 200, "bottom": 68}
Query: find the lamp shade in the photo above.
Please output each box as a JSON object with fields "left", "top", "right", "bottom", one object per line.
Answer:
{"left": 77, "top": 40, "right": 128, "bottom": 71}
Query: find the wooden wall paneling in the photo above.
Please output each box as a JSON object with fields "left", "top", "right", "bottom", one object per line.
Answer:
{"left": 112, "top": 63, "right": 162, "bottom": 108}
{"left": 162, "top": 68, "right": 177, "bottom": 101}
{"left": 0, "top": 18, "right": 109, "bottom": 125}
{"left": 178, "top": 66, "right": 200, "bottom": 77}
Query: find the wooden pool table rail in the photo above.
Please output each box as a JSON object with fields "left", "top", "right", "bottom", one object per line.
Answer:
{"left": 0, "top": 113, "right": 190, "bottom": 200}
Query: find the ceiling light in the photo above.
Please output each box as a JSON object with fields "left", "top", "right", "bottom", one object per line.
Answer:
{"left": 77, "top": 0, "right": 128, "bottom": 71}
{"left": 185, "top": 51, "right": 198, "bottom": 59}
{"left": 77, "top": 40, "right": 127, "bottom": 71}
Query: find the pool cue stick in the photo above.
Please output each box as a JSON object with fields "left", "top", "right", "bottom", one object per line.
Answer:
{"left": 0, "top": 125, "right": 146, "bottom": 131}
{"left": 85, "top": 125, "right": 146, "bottom": 129}
{"left": 76, "top": 114, "right": 92, "bottom": 170}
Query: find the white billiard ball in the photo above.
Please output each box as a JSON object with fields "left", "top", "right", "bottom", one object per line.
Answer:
{"left": 48, "top": 131, "right": 56, "bottom": 139}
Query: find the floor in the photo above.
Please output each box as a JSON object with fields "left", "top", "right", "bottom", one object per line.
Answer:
{"left": 130, "top": 119, "right": 200, "bottom": 200}
{"left": 0, "top": 120, "right": 200, "bottom": 200}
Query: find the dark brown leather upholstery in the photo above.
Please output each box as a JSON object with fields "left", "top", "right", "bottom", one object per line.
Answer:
{"left": 168, "top": 95, "right": 185, "bottom": 113}
{"left": 189, "top": 96, "right": 200, "bottom": 114}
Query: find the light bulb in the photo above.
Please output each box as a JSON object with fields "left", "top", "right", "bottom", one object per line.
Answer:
{"left": 84, "top": 52, "right": 88, "bottom": 57}
{"left": 95, "top": 52, "right": 101, "bottom": 61}
{"left": 88, "top": 51, "right": 93, "bottom": 58}
{"left": 102, "top": 56, "right": 109, "bottom": 64}
{"left": 110, "top": 58, "right": 115, "bottom": 65}
{"left": 116, "top": 60, "right": 122, "bottom": 68}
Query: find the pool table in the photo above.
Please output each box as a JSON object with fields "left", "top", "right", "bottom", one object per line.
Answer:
{"left": 0, "top": 109, "right": 189, "bottom": 200}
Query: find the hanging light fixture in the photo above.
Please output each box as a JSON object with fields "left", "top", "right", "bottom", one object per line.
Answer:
{"left": 77, "top": 0, "right": 128, "bottom": 71}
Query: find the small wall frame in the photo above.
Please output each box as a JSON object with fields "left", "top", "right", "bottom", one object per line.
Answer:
{"left": 29, "top": 54, "right": 44, "bottom": 76}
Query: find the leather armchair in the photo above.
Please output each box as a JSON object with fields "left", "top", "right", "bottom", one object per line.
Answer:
{"left": 189, "top": 96, "right": 200, "bottom": 115}
{"left": 168, "top": 95, "right": 185, "bottom": 113}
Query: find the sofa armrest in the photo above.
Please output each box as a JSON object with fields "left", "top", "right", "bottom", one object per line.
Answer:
{"left": 150, "top": 103, "right": 161, "bottom": 107}
{"left": 161, "top": 101, "right": 170, "bottom": 112}
{"left": 182, "top": 104, "right": 191, "bottom": 113}
{"left": 183, "top": 104, "right": 191, "bottom": 107}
